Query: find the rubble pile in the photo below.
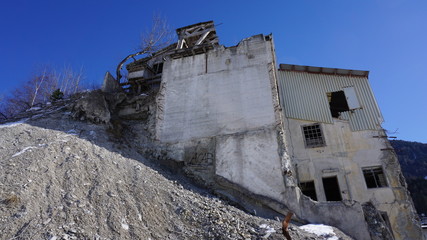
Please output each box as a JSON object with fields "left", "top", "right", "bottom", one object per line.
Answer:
{"left": 0, "top": 94, "right": 352, "bottom": 239}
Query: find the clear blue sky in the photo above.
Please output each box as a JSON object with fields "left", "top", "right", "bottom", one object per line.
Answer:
{"left": 1, "top": 0, "right": 426, "bottom": 143}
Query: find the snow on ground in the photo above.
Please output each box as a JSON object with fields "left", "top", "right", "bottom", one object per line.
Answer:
{"left": 12, "top": 146, "right": 37, "bottom": 157}
{"left": 0, "top": 118, "right": 28, "bottom": 128}
{"left": 258, "top": 223, "right": 276, "bottom": 238}
{"left": 26, "top": 107, "right": 42, "bottom": 111}
{"left": 11, "top": 144, "right": 48, "bottom": 157}
{"left": 299, "top": 224, "right": 339, "bottom": 240}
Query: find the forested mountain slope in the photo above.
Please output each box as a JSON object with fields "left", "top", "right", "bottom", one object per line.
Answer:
{"left": 391, "top": 140, "right": 427, "bottom": 215}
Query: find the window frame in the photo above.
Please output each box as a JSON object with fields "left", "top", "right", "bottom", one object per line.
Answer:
{"left": 362, "top": 166, "right": 388, "bottom": 189}
{"left": 299, "top": 180, "right": 318, "bottom": 201}
{"left": 301, "top": 123, "right": 326, "bottom": 148}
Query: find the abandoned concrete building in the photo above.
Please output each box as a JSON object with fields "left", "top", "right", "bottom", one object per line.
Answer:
{"left": 105, "top": 21, "right": 423, "bottom": 239}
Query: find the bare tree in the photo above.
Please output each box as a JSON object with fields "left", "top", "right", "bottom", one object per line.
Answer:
{"left": 1, "top": 66, "right": 85, "bottom": 118}
{"left": 0, "top": 94, "right": 8, "bottom": 120}
{"left": 30, "top": 68, "right": 47, "bottom": 107}
{"left": 55, "top": 65, "right": 84, "bottom": 96}
{"left": 116, "top": 14, "right": 175, "bottom": 83}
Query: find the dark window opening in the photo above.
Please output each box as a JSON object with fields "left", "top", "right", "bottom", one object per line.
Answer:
{"left": 327, "top": 91, "right": 350, "bottom": 118}
{"left": 302, "top": 124, "right": 325, "bottom": 148}
{"left": 322, "top": 176, "right": 342, "bottom": 201}
{"left": 363, "top": 166, "right": 388, "bottom": 188}
{"left": 152, "top": 62, "right": 163, "bottom": 74}
{"left": 299, "top": 181, "right": 317, "bottom": 201}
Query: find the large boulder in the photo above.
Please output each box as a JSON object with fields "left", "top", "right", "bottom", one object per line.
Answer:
{"left": 71, "top": 90, "right": 111, "bottom": 124}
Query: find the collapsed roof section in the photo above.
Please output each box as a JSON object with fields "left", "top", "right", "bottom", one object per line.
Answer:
{"left": 123, "top": 21, "right": 219, "bottom": 94}
{"left": 176, "top": 21, "right": 218, "bottom": 49}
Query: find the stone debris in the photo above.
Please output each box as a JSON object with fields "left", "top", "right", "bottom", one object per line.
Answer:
{"left": 0, "top": 96, "right": 353, "bottom": 239}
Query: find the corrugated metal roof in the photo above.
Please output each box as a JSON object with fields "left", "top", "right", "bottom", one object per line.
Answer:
{"left": 279, "top": 64, "right": 369, "bottom": 77}
{"left": 277, "top": 66, "right": 383, "bottom": 131}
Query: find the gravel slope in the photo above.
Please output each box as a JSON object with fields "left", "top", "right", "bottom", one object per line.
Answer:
{"left": 0, "top": 105, "right": 351, "bottom": 240}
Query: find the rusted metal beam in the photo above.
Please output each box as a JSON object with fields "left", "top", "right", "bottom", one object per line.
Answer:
{"left": 282, "top": 212, "right": 293, "bottom": 240}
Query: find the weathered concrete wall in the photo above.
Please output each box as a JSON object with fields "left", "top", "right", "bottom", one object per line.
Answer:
{"left": 283, "top": 117, "right": 422, "bottom": 239}
{"left": 215, "top": 128, "right": 286, "bottom": 200}
{"left": 156, "top": 34, "right": 287, "bottom": 202}
{"left": 157, "top": 36, "right": 276, "bottom": 143}
{"left": 153, "top": 35, "right": 375, "bottom": 240}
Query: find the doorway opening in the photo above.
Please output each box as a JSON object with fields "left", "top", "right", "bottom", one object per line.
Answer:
{"left": 322, "top": 176, "right": 342, "bottom": 201}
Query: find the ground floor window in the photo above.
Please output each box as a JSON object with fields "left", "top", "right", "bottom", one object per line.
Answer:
{"left": 362, "top": 166, "right": 388, "bottom": 188}
{"left": 299, "top": 181, "right": 317, "bottom": 201}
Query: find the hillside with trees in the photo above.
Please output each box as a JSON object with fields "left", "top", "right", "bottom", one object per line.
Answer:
{"left": 391, "top": 140, "right": 427, "bottom": 215}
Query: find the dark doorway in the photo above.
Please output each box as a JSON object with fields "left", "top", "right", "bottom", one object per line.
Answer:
{"left": 322, "top": 176, "right": 342, "bottom": 201}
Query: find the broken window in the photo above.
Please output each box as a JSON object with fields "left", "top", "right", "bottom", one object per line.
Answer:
{"left": 302, "top": 123, "right": 325, "bottom": 148}
{"left": 327, "top": 87, "right": 360, "bottom": 118}
{"left": 327, "top": 91, "right": 349, "bottom": 118}
{"left": 322, "top": 176, "right": 342, "bottom": 201}
{"left": 152, "top": 62, "right": 164, "bottom": 75}
{"left": 363, "top": 166, "right": 388, "bottom": 188}
{"left": 299, "top": 181, "right": 317, "bottom": 201}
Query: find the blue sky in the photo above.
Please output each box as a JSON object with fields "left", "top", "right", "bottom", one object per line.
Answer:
{"left": 1, "top": 0, "right": 426, "bottom": 143}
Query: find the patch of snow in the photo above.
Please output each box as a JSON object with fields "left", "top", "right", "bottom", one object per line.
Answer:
{"left": 0, "top": 119, "right": 28, "bottom": 128}
{"left": 67, "top": 129, "right": 78, "bottom": 135}
{"left": 139, "top": 93, "right": 149, "bottom": 96}
{"left": 259, "top": 224, "right": 275, "bottom": 233}
{"left": 259, "top": 223, "right": 276, "bottom": 238}
{"left": 12, "top": 146, "right": 37, "bottom": 157}
{"left": 300, "top": 224, "right": 338, "bottom": 240}
{"left": 31, "top": 114, "right": 44, "bottom": 119}
{"left": 121, "top": 218, "right": 129, "bottom": 230}
{"left": 26, "top": 107, "right": 42, "bottom": 111}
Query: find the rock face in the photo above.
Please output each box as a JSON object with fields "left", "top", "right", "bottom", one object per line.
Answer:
{"left": 71, "top": 90, "right": 111, "bottom": 124}
{"left": 0, "top": 99, "right": 352, "bottom": 240}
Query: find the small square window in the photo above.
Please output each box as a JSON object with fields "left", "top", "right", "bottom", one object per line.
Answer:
{"left": 302, "top": 124, "right": 325, "bottom": 148}
{"left": 363, "top": 166, "right": 388, "bottom": 188}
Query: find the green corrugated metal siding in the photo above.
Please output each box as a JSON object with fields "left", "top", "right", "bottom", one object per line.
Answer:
{"left": 277, "top": 70, "right": 384, "bottom": 131}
